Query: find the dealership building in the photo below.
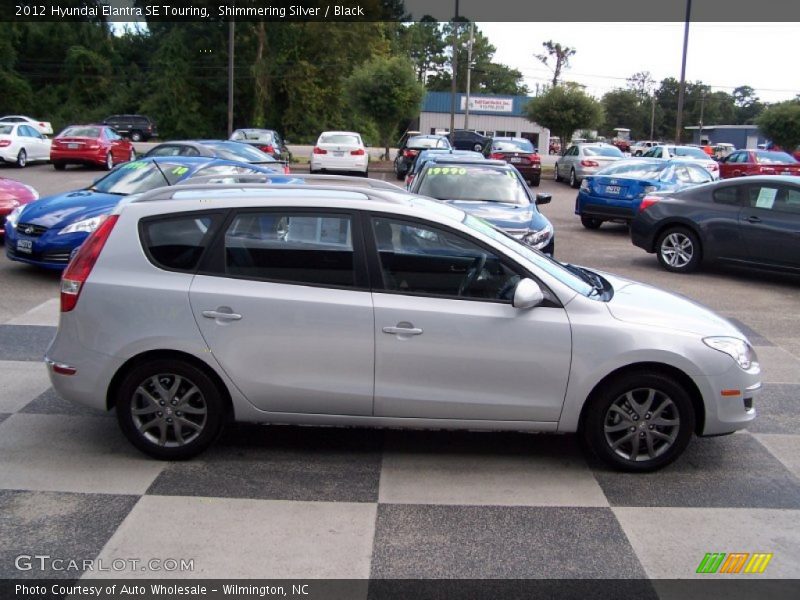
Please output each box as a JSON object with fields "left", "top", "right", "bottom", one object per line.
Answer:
{"left": 417, "top": 91, "right": 550, "bottom": 151}
{"left": 685, "top": 125, "right": 769, "bottom": 149}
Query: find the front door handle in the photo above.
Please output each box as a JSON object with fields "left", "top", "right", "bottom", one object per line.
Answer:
{"left": 383, "top": 324, "right": 423, "bottom": 336}
{"left": 745, "top": 215, "right": 762, "bottom": 224}
{"left": 202, "top": 309, "right": 242, "bottom": 321}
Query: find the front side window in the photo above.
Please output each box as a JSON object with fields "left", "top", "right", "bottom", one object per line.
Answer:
{"left": 371, "top": 217, "right": 521, "bottom": 302}
{"left": 224, "top": 212, "right": 356, "bottom": 287}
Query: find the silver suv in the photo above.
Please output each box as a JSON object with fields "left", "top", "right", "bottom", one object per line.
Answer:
{"left": 46, "top": 176, "right": 760, "bottom": 471}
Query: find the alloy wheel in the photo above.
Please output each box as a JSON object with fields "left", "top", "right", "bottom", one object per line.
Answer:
{"left": 130, "top": 373, "right": 208, "bottom": 448}
{"left": 660, "top": 232, "right": 694, "bottom": 268}
{"left": 603, "top": 387, "right": 680, "bottom": 462}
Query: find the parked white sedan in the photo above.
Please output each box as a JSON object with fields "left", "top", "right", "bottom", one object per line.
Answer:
{"left": 642, "top": 145, "right": 720, "bottom": 179}
{"left": 0, "top": 123, "right": 52, "bottom": 167}
{"left": 0, "top": 114, "right": 53, "bottom": 136}
{"left": 310, "top": 131, "right": 369, "bottom": 175}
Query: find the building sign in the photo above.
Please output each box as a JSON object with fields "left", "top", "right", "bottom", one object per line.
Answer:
{"left": 460, "top": 96, "right": 514, "bottom": 113}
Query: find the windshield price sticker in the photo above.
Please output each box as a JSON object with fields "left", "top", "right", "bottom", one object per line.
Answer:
{"left": 429, "top": 167, "right": 467, "bottom": 176}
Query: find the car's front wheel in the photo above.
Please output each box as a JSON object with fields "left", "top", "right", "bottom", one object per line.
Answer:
{"left": 583, "top": 371, "right": 695, "bottom": 472}
{"left": 116, "top": 359, "right": 226, "bottom": 460}
{"left": 656, "top": 227, "right": 701, "bottom": 273}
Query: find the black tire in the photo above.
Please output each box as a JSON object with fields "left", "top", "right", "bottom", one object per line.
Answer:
{"left": 116, "top": 359, "right": 226, "bottom": 460}
{"left": 554, "top": 164, "right": 561, "bottom": 182}
{"left": 16, "top": 149, "right": 27, "bottom": 168}
{"left": 582, "top": 370, "right": 695, "bottom": 472}
{"left": 104, "top": 152, "right": 114, "bottom": 170}
{"left": 473, "top": 143, "right": 483, "bottom": 152}
{"left": 53, "top": 162, "right": 66, "bottom": 171}
{"left": 581, "top": 216, "right": 603, "bottom": 230}
{"left": 656, "top": 227, "right": 702, "bottom": 273}
{"left": 531, "top": 176, "right": 540, "bottom": 187}
{"left": 569, "top": 169, "right": 579, "bottom": 189}
{"left": 130, "top": 131, "right": 143, "bottom": 142}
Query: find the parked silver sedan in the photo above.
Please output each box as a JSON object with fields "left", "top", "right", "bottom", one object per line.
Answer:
{"left": 45, "top": 176, "right": 760, "bottom": 472}
{"left": 555, "top": 143, "right": 625, "bottom": 188}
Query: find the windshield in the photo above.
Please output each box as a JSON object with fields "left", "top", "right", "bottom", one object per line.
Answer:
{"left": 408, "top": 136, "right": 447, "bottom": 149}
{"left": 493, "top": 139, "right": 535, "bottom": 153}
{"left": 417, "top": 166, "right": 529, "bottom": 204}
{"left": 60, "top": 126, "right": 101, "bottom": 138}
{"left": 319, "top": 134, "right": 361, "bottom": 145}
{"left": 583, "top": 146, "right": 623, "bottom": 157}
{"left": 755, "top": 151, "right": 796, "bottom": 164}
{"left": 668, "top": 146, "right": 709, "bottom": 159}
{"left": 203, "top": 142, "right": 276, "bottom": 162}
{"left": 598, "top": 162, "right": 666, "bottom": 179}
{"left": 91, "top": 161, "right": 186, "bottom": 195}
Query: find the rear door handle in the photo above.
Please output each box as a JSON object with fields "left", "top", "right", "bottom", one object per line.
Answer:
{"left": 745, "top": 215, "right": 762, "bottom": 224}
{"left": 383, "top": 325, "right": 423, "bottom": 336}
{"left": 202, "top": 309, "right": 242, "bottom": 321}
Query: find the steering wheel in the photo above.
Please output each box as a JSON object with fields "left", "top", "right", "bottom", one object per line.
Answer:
{"left": 457, "top": 254, "right": 487, "bottom": 296}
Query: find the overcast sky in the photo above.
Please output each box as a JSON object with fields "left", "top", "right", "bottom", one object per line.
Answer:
{"left": 479, "top": 22, "right": 799, "bottom": 103}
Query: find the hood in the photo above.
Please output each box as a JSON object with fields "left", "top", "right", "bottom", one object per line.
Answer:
{"left": 17, "top": 190, "right": 123, "bottom": 229}
{"left": 0, "top": 179, "right": 36, "bottom": 206}
{"left": 601, "top": 271, "right": 744, "bottom": 338}
{"left": 440, "top": 199, "right": 548, "bottom": 231}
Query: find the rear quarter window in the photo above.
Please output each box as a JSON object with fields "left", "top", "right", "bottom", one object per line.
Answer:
{"left": 141, "top": 213, "right": 221, "bottom": 272}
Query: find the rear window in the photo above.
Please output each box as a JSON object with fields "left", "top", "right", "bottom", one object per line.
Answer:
{"left": 755, "top": 151, "right": 796, "bottom": 164}
{"left": 232, "top": 130, "right": 274, "bottom": 143}
{"left": 319, "top": 134, "right": 361, "bottom": 146}
{"left": 408, "top": 136, "right": 447, "bottom": 149}
{"left": 60, "top": 126, "right": 101, "bottom": 138}
{"left": 597, "top": 162, "right": 666, "bottom": 179}
{"left": 583, "top": 146, "right": 624, "bottom": 157}
{"left": 203, "top": 142, "right": 276, "bottom": 163}
{"left": 671, "top": 147, "right": 710, "bottom": 159}
{"left": 493, "top": 139, "right": 534, "bottom": 153}
{"left": 141, "top": 213, "right": 219, "bottom": 272}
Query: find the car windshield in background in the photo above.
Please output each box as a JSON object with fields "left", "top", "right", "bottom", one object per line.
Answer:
{"left": 584, "top": 146, "right": 624, "bottom": 157}
{"left": 233, "top": 130, "right": 274, "bottom": 142}
{"left": 418, "top": 166, "right": 529, "bottom": 205}
{"left": 408, "top": 136, "right": 446, "bottom": 149}
{"left": 493, "top": 139, "right": 535, "bottom": 153}
{"left": 599, "top": 162, "right": 666, "bottom": 179}
{"left": 90, "top": 161, "right": 185, "bottom": 195}
{"left": 755, "top": 151, "right": 796, "bottom": 164}
{"left": 320, "top": 134, "right": 361, "bottom": 145}
{"left": 669, "top": 147, "right": 709, "bottom": 159}
{"left": 61, "top": 126, "right": 100, "bottom": 138}
{"left": 203, "top": 142, "right": 276, "bottom": 163}
{"left": 0, "top": 125, "right": 13, "bottom": 135}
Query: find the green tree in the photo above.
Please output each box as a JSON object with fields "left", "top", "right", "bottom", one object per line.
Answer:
{"left": 757, "top": 100, "right": 800, "bottom": 152}
{"left": 400, "top": 17, "right": 447, "bottom": 84}
{"left": 534, "top": 40, "right": 576, "bottom": 87}
{"left": 732, "top": 85, "right": 765, "bottom": 124}
{"left": 524, "top": 84, "right": 603, "bottom": 148}
{"left": 344, "top": 56, "right": 423, "bottom": 158}
{"left": 601, "top": 89, "right": 649, "bottom": 139}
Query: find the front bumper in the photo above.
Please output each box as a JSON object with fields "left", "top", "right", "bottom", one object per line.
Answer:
{"left": 696, "top": 362, "right": 761, "bottom": 436}
{"left": 4, "top": 225, "right": 86, "bottom": 269}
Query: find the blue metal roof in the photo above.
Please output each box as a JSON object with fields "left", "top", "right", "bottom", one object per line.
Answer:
{"left": 421, "top": 91, "right": 534, "bottom": 117}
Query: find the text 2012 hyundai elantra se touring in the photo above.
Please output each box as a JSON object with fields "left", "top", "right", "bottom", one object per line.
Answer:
{"left": 45, "top": 178, "right": 761, "bottom": 472}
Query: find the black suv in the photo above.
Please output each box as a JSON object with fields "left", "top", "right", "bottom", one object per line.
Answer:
{"left": 450, "top": 130, "right": 492, "bottom": 154}
{"left": 102, "top": 115, "right": 158, "bottom": 142}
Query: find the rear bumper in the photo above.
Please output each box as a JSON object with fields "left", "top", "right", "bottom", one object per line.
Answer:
{"left": 310, "top": 154, "right": 368, "bottom": 172}
{"left": 575, "top": 191, "right": 639, "bottom": 220}
{"left": 50, "top": 148, "right": 107, "bottom": 166}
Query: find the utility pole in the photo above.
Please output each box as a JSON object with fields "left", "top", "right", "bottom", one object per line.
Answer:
{"left": 650, "top": 94, "right": 656, "bottom": 140}
{"left": 698, "top": 90, "right": 706, "bottom": 143}
{"left": 675, "top": 0, "right": 692, "bottom": 145}
{"left": 464, "top": 22, "right": 474, "bottom": 130}
{"left": 449, "top": 0, "right": 459, "bottom": 136}
{"left": 227, "top": 17, "right": 235, "bottom": 137}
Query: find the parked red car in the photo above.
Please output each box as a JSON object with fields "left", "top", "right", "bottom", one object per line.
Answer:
{"left": 718, "top": 149, "right": 800, "bottom": 178}
{"left": 50, "top": 125, "right": 135, "bottom": 170}
{"left": 489, "top": 137, "right": 542, "bottom": 186}
{"left": 0, "top": 177, "right": 39, "bottom": 237}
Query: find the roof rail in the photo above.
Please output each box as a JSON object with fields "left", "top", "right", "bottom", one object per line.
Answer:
{"left": 174, "top": 173, "right": 405, "bottom": 191}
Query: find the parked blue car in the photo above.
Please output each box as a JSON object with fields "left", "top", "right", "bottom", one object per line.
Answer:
{"left": 410, "top": 157, "right": 554, "bottom": 255}
{"left": 575, "top": 158, "right": 714, "bottom": 229}
{"left": 4, "top": 156, "right": 291, "bottom": 270}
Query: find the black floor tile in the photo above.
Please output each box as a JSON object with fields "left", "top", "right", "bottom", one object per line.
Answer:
{"left": 20, "top": 388, "right": 112, "bottom": 418}
{"left": 0, "top": 325, "right": 56, "bottom": 362}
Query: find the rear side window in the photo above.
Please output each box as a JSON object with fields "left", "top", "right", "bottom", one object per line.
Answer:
{"left": 223, "top": 212, "right": 356, "bottom": 287}
{"left": 713, "top": 186, "right": 741, "bottom": 205}
{"left": 141, "top": 214, "right": 218, "bottom": 272}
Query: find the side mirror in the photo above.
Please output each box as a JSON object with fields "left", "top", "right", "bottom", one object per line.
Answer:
{"left": 535, "top": 193, "right": 552, "bottom": 205}
{"left": 512, "top": 278, "right": 544, "bottom": 310}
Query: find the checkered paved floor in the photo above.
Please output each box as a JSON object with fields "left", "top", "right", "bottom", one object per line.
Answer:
{"left": 1, "top": 299, "right": 799, "bottom": 584}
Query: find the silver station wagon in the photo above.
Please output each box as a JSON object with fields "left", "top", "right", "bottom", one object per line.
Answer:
{"left": 46, "top": 176, "right": 761, "bottom": 472}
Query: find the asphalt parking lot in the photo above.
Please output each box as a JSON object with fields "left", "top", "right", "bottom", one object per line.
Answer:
{"left": 1, "top": 162, "right": 799, "bottom": 588}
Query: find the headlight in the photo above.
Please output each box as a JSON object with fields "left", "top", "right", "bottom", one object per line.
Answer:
{"left": 5, "top": 206, "right": 22, "bottom": 228}
{"left": 703, "top": 337, "right": 758, "bottom": 370}
{"left": 59, "top": 215, "right": 105, "bottom": 235}
{"left": 522, "top": 223, "right": 554, "bottom": 249}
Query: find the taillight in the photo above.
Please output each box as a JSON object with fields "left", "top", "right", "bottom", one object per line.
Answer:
{"left": 0, "top": 140, "right": 10, "bottom": 147}
{"left": 260, "top": 144, "right": 275, "bottom": 153}
{"left": 60, "top": 215, "right": 118, "bottom": 312}
{"left": 580, "top": 159, "right": 599, "bottom": 167}
{"left": 759, "top": 166, "right": 774, "bottom": 174}
{"left": 350, "top": 148, "right": 365, "bottom": 156}
{"left": 283, "top": 164, "right": 291, "bottom": 175}
{"left": 403, "top": 149, "right": 418, "bottom": 158}
{"left": 529, "top": 153, "right": 541, "bottom": 163}
{"left": 639, "top": 195, "right": 661, "bottom": 212}
{"left": 87, "top": 142, "right": 100, "bottom": 149}
{"left": 489, "top": 153, "right": 505, "bottom": 160}
{"left": 39, "top": 122, "right": 46, "bottom": 128}
{"left": 312, "top": 147, "right": 327, "bottom": 154}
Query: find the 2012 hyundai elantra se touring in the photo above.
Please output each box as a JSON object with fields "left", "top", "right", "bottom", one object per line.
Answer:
{"left": 45, "top": 177, "right": 761, "bottom": 472}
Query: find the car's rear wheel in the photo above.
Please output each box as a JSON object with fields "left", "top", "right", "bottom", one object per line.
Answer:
{"left": 130, "top": 131, "right": 143, "bottom": 142}
{"left": 473, "top": 143, "right": 483, "bottom": 152}
{"left": 569, "top": 169, "right": 578, "bottom": 188}
{"left": 53, "top": 162, "right": 66, "bottom": 171}
{"left": 116, "top": 359, "right": 226, "bottom": 460}
{"left": 531, "top": 176, "right": 540, "bottom": 187}
{"left": 581, "top": 216, "right": 603, "bottom": 230}
{"left": 104, "top": 152, "right": 114, "bottom": 170}
{"left": 656, "top": 227, "right": 701, "bottom": 273}
{"left": 583, "top": 371, "right": 695, "bottom": 472}
{"left": 16, "top": 149, "right": 26, "bottom": 168}
{"left": 129, "top": 149, "right": 136, "bottom": 162}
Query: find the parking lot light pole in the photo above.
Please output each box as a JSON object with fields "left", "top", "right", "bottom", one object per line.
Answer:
{"left": 449, "top": 0, "right": 459, "bottom": 136}
{"left": 650, "top": 94, "right": 656, "bottom": 141}
{"left": 675, "top": 0, "right": 692, "bottom": 145}
{"left": 227, "top": 17, "right": 235, "bottom": 137}
{"left": 464, "top": 22, "right": 474, "bottom": 130}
